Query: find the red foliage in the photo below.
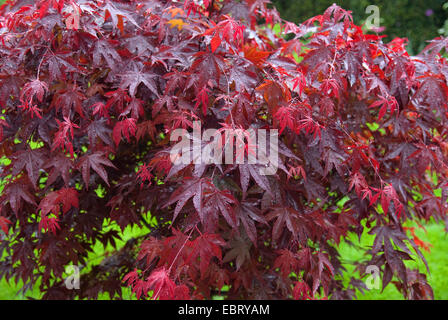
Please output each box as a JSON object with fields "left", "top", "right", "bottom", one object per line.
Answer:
{"left": 0, "top": 0, "right": 446, "bottom": 300}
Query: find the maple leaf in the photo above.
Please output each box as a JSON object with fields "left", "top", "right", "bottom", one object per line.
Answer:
{"left": 239, "top": 163, "right": 272, "bottom": 195}
{"left": 102, "top": 0, "right": 140, "bottom": 32}
{"left": 50, "top": 84, "right": 86, "bottom": 118}
{"left": 38, "top": 215, "right": 60, "bottom": 234}
{"left": 210, "top": 32, "right": 221, "bottom": 53}
{"left": 77, "top": 152, "right": 117, "bottom": 188}
{"left": 187, "top": 233, "right": 225, "bottom": 278}
{"left": 92, "top": 39, "right": 122, "bottom": 70}
{"left": 228, "top": 59, "right": 258, "bottom": 92}
{"left": 44, "top": 51, "right": 84, "bottom": 82}
{"left": 0, "top": 119, "right": 9, "bottom": 141}
{"left": 165, "top": 131, "right": 219, "bottom": 180}
{"left": 369, "top": 95, "right": 399, "bottom": 121}
{"left": 167, "top": 19, "right": 186, "bottom": 30}
{"left": 370, "top": 225, "right": 427, "bottom": 270}
{"left": 292, "top": 72, "right": 306, "bottom": 95}
{"left": 39, "top": 188, "right": 78, "bottom": 217}
{"left": 243, "top": 46, "right": 270, "bottom": 68}
{"left": 256, "top": 79, "right": 286, "bottom": 108}
{"left": 146, "top": 267, "right": 176, "bottom": 300}
{"left": 136, "top": 163, "right": 153, "bottom": 187}
{"left": 2, "top": 0, "right": 447, "bottom": 301}
{"left": 274, "top": 249, "right": 300, "bottom": 278}
{"left": 137, "top": 237, "right": 163, "bottom": 266}
{"left": 90, "top": 102, "right": 108, "bottom": 119}
{"left": 64, "top": 2, "right": 81, "bottom": 30}
{"left": 236, "top": 199, "right": 267, "bottom": 245}
{"left": 163, "top": 71, "right": 187, "bottom": 95}
{"left": 193, "top": 86, "right": 210, "bottom": 116}
{"left": 274, "top": 105, "right": 296, "bottom": 134}
{"left": 348, "top": 172, "right": 368, "bottom": 197}
{"left": 202, "top": 185, "right": 238, "bottom": 231}
{"left": 380, "top": 184, "right": 402, "bottom": 218}
{"left": 319, "top": 78, "right": 340, "bottom": 99}
{"left": 165, "top": 177, "right": 237, "bottom": 231}
{"left": 266, "top": 206, "right": 312, "bottom": 243}
{"left": 323, "top": 3, "right": 353, "bottom": 24}
{"left": 123, "top": 35, "right": 155, "bottom": 55}
{"left": 308, "top": 251, "right": 335, "bottom": 295}
{"left": 183, "top": 0, "right": 200, "bottom": 16}
{"left": 370, "top": 226, "right": 415, "bottom": 287}
{"left": 104, "top": 88, "right": 131, "bottom": 113}
{"left": 346, "top": 144, "right": 375, "bottom": 173}
{"left": 387, "top": 54, "right": 414, "bottom": 104}
{"left": 287, "top": 165, "right": 306, "bottom": 181}
{"left": 86, "top": 119, "right": 113, "bottom": 147}
{"left": 322, "top": 148, "right": 347, "bottom": 177}
{"left": 20, "top": 79, "right": 48, "bottom": 104}
{"left": 421, "top": 36, "right": 448, "bottom": 57}
{"left": 11, "top": 148, "right": 46, "bottom": 188}
{"left": 119, "top": 70, "right": 159, "bottom": 98}
{"left": 123, "top": 268, "right": 139, "bottom": 288}
{"left": 301, "top": 45, "right": 334, "bottom": 78}
{"left": 0, "top": 216, "right": 12, "bottom": 235}
{"left": 158, "top": 228, "right": 191, "bottom": 268}
{"left": 296, "top": 116, "right": 323, "bottom": 140}
{"left": 366, "top": 184, "right": 403, "bottom": 219}
{"left": 152, "top": 95, "right": 176, "bottom": 117}
{"left": 222, "top": 235, "right": 251, "bottom": 273}
{"left": 123, "top": 269, "right": 149, "bottom": 299}
{"left": 0, "top": 76, "right": 21, "bottom": 108}
{"left": 119, "top": 98, "right": 145, "bottom": 119}
{"left": 51, "top": 116, "right": 80, "bottom": 157}
{"left": 173, "top": 284, "right": 190, "bottom": 300}
{"left": 207, "top": 15, "right": 245, "bottom": 50}
{"left": 166, "top": 6, "right": 185, "bottom": 18}
{"left": 164, "top": 177, "right": 209, "bottom": 222}
{"left": 191, "top": 51, "right": 226, "bottom": 86}
{"left": 113, "top": 118, "right": 137, "bottom": 146}
{"left": 365, "top": 69, "right": 389, "bottom": 95}
{"left": 44, "top": 152, "right": 74, "bottom": 186}
{"left": 293, "top": 281, "right": 314, "bottom": 300}
{"left": 136, "top": 120, "right": 157, "bottom": 142}
{"left": 17, "top": 100, "right": 43, "bottom": 119}
{"left": 1, "top": 177, "right": 37, "bottom": 215}
{"left": 413, "top": 75, "right": 448, "bottom": 113}
{"left": 35, "top": 0, "right": 62, "bottom": 18}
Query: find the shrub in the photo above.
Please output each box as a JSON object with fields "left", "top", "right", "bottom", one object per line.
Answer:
{"left": 0, "top": 0, "right": 447, "bottom": 300}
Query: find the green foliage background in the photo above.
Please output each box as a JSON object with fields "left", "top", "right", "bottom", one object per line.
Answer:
{"left": 272, "top": 0, "right": 447, "bottom": 54}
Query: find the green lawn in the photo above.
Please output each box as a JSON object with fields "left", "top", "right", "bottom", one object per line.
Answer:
{"left": 1, "top": 219, "right": 447, "bottom": 300}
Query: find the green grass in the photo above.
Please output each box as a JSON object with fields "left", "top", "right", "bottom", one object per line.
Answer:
{"left": 338, "top": 221, "right": 448, "bottom": 300}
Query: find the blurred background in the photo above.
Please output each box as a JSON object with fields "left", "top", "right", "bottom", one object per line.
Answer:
{"left": 1, "top": 0, "right": 448, "bottom": 53}
{"left": 272, "top": 0, "right": 448, "bottom": 54}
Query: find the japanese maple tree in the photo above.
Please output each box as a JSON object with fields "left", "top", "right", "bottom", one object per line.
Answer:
{"left": 0, "top": 0, "right": 447, "bottom": 300}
